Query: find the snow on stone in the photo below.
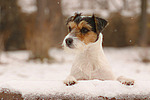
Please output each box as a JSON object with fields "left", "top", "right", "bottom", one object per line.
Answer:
{"left": 0, "top": 80, "right": 150, "bottom": 98}
{"left": 0, "top": 47, "right": 150, "bottom": 98}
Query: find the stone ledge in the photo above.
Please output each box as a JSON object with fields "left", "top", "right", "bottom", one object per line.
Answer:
{"left": 0, "top": 90, "right": 150, "bottom": 100}
{"left": 0, "top": 80, "right": 149, "bottom": 100}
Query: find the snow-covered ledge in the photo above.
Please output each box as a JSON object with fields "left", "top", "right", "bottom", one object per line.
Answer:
{"left": 0, "top": 80, "right": 150, "bottom": 99}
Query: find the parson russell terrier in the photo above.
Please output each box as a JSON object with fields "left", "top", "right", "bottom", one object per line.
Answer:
{"left": 62, "top": 13, "right": 134, "bottom": 86}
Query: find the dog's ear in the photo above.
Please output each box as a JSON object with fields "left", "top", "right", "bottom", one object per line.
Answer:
{"left": 73, "top": 12, "right": 82, "bottom": 20}
{"left": 92, "top": 14, "right": 108, "bottom": 34}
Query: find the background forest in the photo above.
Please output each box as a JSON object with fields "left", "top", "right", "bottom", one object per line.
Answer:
{"left": 0, "top": 0, "right": 150, "bottom": 62}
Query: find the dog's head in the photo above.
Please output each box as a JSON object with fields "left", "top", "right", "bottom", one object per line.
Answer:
{"left": 62, "top": 13, "right": 108, "bottom": 52}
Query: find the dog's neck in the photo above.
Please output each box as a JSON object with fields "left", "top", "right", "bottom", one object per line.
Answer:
{"left": 76, "top": 33, "right": 105, "bottom": 59}
{"left": 74, "top": 33, "right": 110, "bottom": 68}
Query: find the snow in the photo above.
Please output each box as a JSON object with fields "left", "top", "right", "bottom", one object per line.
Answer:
{"left": 18, "top": 0, "right": 37, "bottom": 14}
{"left": 0, "top": 47, "right": 150, "bottom": 98}
{"left": 1, "top": 80, "right": 150, "bottom": 98}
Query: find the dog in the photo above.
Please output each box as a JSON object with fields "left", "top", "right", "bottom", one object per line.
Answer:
{"left": 62, "top": 13, "right": 134, "bottom": 86}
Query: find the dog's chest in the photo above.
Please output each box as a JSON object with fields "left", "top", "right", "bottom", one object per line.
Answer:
{"left": 71, "top": 51, "right": 99, "bottom": 78}
{"left": 71, "top": 54, "right": 114, "bottom": 80}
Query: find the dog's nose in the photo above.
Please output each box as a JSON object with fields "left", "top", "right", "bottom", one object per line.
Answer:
{"left": 66, "top": 38, "right": 73, "bottom": 46}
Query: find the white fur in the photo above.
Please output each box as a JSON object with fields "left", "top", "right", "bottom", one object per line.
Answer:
{"left": 63, "top": 33, "right": 134, "bottom": 86}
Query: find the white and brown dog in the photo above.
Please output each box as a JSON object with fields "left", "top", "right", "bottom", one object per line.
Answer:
{"left": 62, "top": 13, "right": 134, "bottom": 86}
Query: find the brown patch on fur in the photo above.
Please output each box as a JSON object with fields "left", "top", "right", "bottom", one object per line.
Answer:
{"left": 78, "top": 21, "right": 92, "bottom": 30}
{"left": 67, "top": 22, "right": 77, "bottom": 29}
{"left": 67, "top": 21, "right": 97, "bottom": 44}
{"left": 76, "top": 31, "right": 97, "bottom": 44}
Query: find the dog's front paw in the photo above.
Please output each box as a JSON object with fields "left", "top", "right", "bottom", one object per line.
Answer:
{"left": 117, "top": 76, "right": 134, "bottom": 86}
{"left": 64, "top": 76, "right": 77, "bottom": 86}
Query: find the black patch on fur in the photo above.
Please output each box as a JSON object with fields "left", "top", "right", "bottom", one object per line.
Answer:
{"left": 73, "top": 13, "right": 82, "bottom": 24}
{"left": 95, "top": 17, "right": 108, "bottom": 33}
{"left": 66, "top": 13, "right": 82, "bottom": 25}
{"left": 82, "top": 17, "right": 97, "bottom": 33}
{"left": 92, "top": 15, "right": 97, "bottom": 33}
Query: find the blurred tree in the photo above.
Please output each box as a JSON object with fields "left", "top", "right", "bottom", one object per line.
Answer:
{"left": 79, "top": 0, "right": 84, "bottom": 9}
{"left": 139, "top": 0, "right": 148, "bottom": 46}
{"left": 28, "top": 0, "right": 52, "bottom": 62}
{"left": 0, "top": 0, "right": 25, "bottom": 51}
{"left": 27, "top": 0, "right": 65, "bottom": 62}
{"left": 47, "top": 0, "right": 66, "bottom": 47}
{"left": 95, "top": 0, "right": 108, "bottom": 10}
{"left": 0, "top": 0, "right": 25, "bottom": 63}
{"left": 103, "top": 13, "right": 127, "bottom": 47}
{"left": 138, "top": 0, "right": 150, "bottom": 63}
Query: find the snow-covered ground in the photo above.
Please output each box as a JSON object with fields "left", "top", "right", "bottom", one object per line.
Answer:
{"left": 0, "top": 47, "right": 150, "bottom": 82}
{"left": 0, "top": 47, "right": 150, "bottom": 98}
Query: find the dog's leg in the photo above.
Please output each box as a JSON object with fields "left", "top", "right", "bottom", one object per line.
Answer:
{"left": 117, "top": 76, "right": 134, "bottom": 86}
{"left": 64, "top": 75, "right": 77, "bottom": 86}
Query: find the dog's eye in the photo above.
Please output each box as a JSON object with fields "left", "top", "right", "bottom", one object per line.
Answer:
{"left": 80, "top": 27, "right": 89, "bottom": 34}
{"left": 68, "top": 26, "right": 72, "bottom": 32}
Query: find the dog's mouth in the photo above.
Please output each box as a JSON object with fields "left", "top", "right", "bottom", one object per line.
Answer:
{"left": 66, "top": 44, "right": 74, "bottom": 49}
{"left": 62, "top": 42, "right": 74, "bottom": 49}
